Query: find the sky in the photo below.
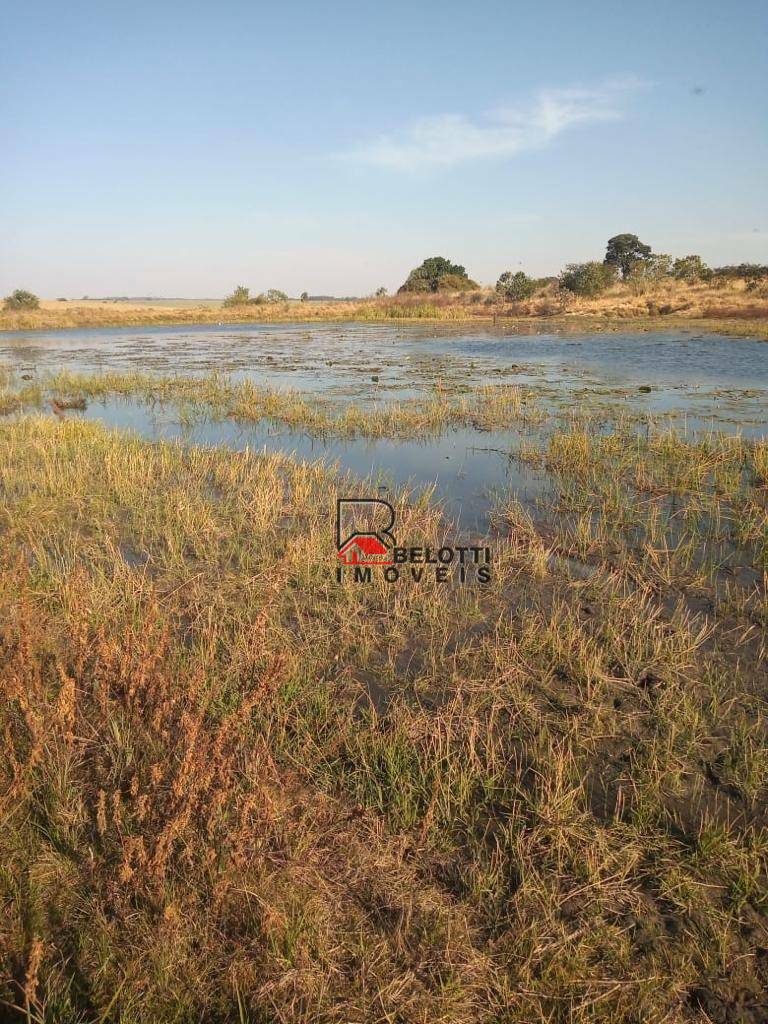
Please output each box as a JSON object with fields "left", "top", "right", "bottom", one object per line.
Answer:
{"left": 2, "top": 0, "right": 767, "bottom": 298}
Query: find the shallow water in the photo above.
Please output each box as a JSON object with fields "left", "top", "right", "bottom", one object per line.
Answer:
{"left": 3, "top": 319, "right": 767, "bottom": 408}
{"left": 3, "top": 321, "right": 767, "bottom": 533}
{"left": 71, "top": 397, "right": 547, "bottom": 534}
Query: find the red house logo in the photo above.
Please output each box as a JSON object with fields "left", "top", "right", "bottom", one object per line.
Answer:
{"left": 336, "top": 498, "right": 395, "bottom": 566}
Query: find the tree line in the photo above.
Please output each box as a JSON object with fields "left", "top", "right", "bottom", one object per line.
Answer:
{"left": 5, "top": 240, "right": 767, "bottom": 313}
{"left": 398, "top": 238, "right": 768, "bottom": 300}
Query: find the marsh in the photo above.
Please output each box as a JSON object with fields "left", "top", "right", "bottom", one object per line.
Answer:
{"left": 1, "top": 321, "right": 767, "bottom": 1023}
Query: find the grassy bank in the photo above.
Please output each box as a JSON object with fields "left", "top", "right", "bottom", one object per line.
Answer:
{"left": 2, "top": 279, "right": 767, "bottom": 338}
{"left": 0, "top": 415, "right": 766, "bottom": 1022}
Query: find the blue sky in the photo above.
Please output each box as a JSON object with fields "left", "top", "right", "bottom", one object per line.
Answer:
{"left": 2, "top": 0, "right": 766, "bottom": 297}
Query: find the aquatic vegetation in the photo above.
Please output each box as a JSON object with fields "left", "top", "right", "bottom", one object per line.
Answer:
{"left": 10, "top": 369, "right": 549, "bottom": 438}
{"left": 511, "top": 422, "right": 768, "bottom": 592}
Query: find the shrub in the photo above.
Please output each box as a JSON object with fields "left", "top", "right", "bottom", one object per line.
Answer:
{"left": 625, "top": 254, "right": 672, "bottom": 294}
{"left": 496, "top": 271, "right": 537, "bottom": 301}
{"left": 399, "top": 256, "right": 477, "bottom": 293}
{"left": 672, "top": 255, "right": 710, "bottom": 282}
{"left": 436, "top": 272, "right": 477, "bottom": 292}
{"left": 300, "top": 291, "right": 309, "bottom": 302}
{"left": 223, "top": 286, "right": 288, "bottom": 307}
{"left": 222, "top": 285, "right": 251, "bottom": 307}
{"left": 3, "top": 289, "right": 40, "bottom": 311}
{"left": 538, "top": 293, "right": 572, "bottom": 315}
{"left": 712, "top": 264, "right": 768, "bottom": 284}
{"left": 559, "top": 262, "right": 616, "bottom": 297}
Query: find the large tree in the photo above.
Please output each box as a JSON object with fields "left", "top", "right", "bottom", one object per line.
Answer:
{"left": 398, "top": 256, "right": 477, "bottom": 293}
{"left": 604, "top": 234, "right": 652, "bottom": 278}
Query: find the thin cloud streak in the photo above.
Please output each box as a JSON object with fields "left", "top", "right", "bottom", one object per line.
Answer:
{"left": 344, "top": 80, "right": 644, "bottom": 170}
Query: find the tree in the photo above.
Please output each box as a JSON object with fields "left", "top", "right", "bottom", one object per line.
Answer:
{"left": 374, "top": 286, "right": 388, "bottom": 297}
{"left": 264, "top": 289, "right": 288, "bottom": 303}
{"left": 626, "top": 253, "right": 672, "bottom": 293}
{"left": 672, "top": 255, "right": 709, "bottom": 282}
{"left": 560, "top": 262, "right": 616, "bottom": 297}
{"left": 222, "top": 285, "right": 251, "bottom": 307}
{"left": 496, "top": 271, "right": 537, "bottom": 301}
{"left": 604, "top": 234, "right": 652, "bottom": 278}
{"left": 300, "top": 291, "right": 309, "bottom": 302}
{"left": 398, "top": 256, "right": 477, "bottom": 293}
{"left": 713, "top": 264, "right": 768, "bottom": 282}
{"left": 4, "top": 289, "right": 40, "bottom": 311}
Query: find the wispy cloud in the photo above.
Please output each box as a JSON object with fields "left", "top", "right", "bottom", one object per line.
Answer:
{"left": 343, "top": 80, "right": 644, "bottom": 171}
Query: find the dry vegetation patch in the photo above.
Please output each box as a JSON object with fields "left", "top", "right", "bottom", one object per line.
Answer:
{"left": 1, "top": 279, "right": 766, "bottom": 335}
{"left": 0, "top": 417, "right": 767, "bottom": 1022}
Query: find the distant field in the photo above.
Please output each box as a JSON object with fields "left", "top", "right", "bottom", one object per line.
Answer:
{"left": 59, "top": 297, "right": 226, "bottom": 309}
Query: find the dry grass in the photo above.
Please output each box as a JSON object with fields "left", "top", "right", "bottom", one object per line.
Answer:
{"left": 0, "top": 416, "right": 767, "bottom": 1022}
{"left": 1, "top": 278, "right": 766, "bottom": 335}
{"left": 549, "top": 278, "right": 768, "bottom": 322}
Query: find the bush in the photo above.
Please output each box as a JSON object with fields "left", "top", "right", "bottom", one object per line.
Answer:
{"left": 222, "top": 286, "right": 288, "bottom": 307}
{"left": 4, "top": 289, "right": 40, "bottom": 311}
{"left": 559, "top": 262, "right": 616, "bottom": 297}
{"left": 436, "top": 273, "right": 476, "bottom": 293}
{"left": 712, "top": 264, "right": 768, "bottom": 284}
{"left": 496, "top": 271, "right": 537, "bottom": 301}
{"left": 672, "top": 255, "right": 710, "bottom": 283}
{"left": 625, "top": 253, "right": 672, "bottom": 294}
{"left": 399, "top": 256, "right": 477, "bottom": 293}
{"left": 222, "top": 285, "right": 251, "bottom": 307}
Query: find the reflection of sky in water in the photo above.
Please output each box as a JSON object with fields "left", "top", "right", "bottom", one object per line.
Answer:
{"left": 2, "top": 321, "right": 766, "bottom": 533}
{"left": 77, "top": 398, "right": 548, "bottom": 535}
{"left": 3, "top": 320, "right": 767, "bottom": 396}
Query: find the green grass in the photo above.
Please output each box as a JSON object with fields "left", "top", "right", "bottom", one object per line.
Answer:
{"left": 2, "top": 368, "right": 548, "bottom": 438}
{"left": 510, "top": 423, "right": 768, "bottom": 589}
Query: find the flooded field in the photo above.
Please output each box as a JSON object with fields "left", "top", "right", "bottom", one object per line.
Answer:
{"left": 2, "top": 321, "right": 767, "bottom": 532}
{"left": 3, "top": 319, "right": 768, "bottom": 406}
{"left": 2, "top": 321, "right": 768, "bottom": 1023}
